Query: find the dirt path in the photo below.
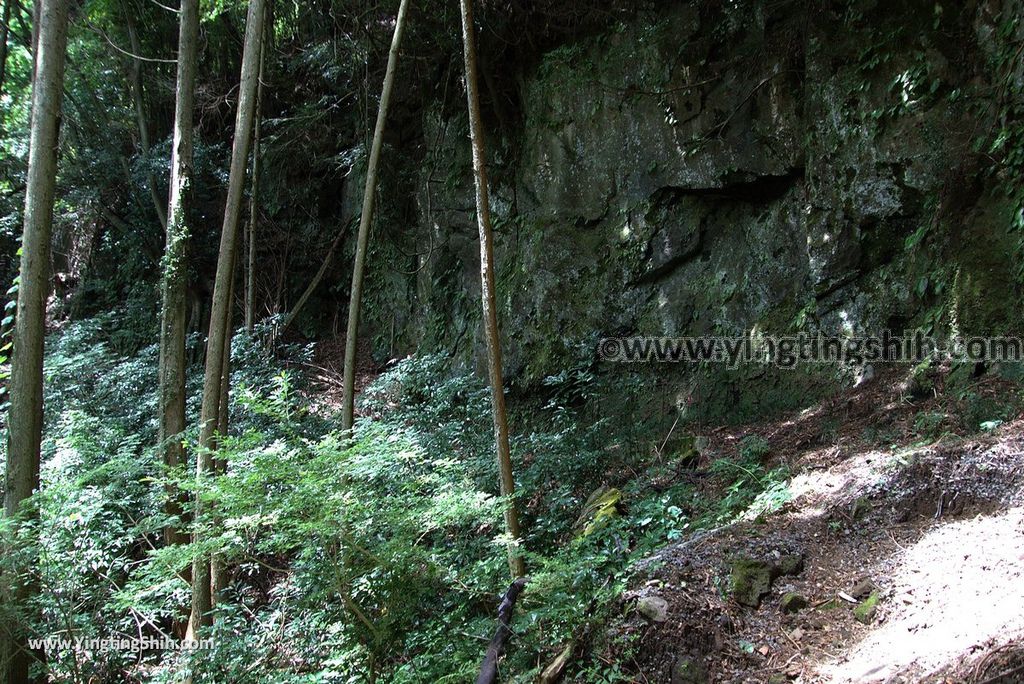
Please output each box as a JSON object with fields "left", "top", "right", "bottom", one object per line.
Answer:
{"left": 609, "top": 369, "right": 1024, "bottom": 683}
{"left": 826, "top": 506, "right": 1024, "bottom": 683}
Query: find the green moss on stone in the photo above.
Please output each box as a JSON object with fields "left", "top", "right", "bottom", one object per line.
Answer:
{"left": 780, "top": 592, "right": 808, "bottom": 613}
{"left": 854, "top": 591, "right": 880, "bottom": 624}
{"left": 729, "top": 558, "right": 775, "bottom": 607}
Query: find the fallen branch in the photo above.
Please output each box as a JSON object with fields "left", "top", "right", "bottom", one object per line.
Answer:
{"left": 539, "top": 643, "right": 573, "bottom": 684}
{"left": 279, "top": 224, "right": 347, "bottom": 333}
{"left": 476, "top": 577, "right": 527, "bottom": 684}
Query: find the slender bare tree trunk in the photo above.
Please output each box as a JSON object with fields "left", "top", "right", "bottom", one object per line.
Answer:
{"left": 215, "top": 276, "right": 233, "bottom": 463}
{"left": 125, "top": 8, "right": 168, "bottom": 229}
{"left": 459, "top": 0, "right": 525, "bottom": 579}
{"left": 158, "top": 0, "right": 198, "bottom": 550}
{"left": 340, "top": 0, "right": 411, "bottom": 432}
{"left": 210, "top": 254, "right": 235, "bottom": 607}
{"left": 244, "top": 19, "right": 268, "bottom": 333}
{"left": 187, "top": 0, "right": 267, "bottom": 639}
{"left": 209, "top": 317, "right": 232, "bottom": 606}
{"left": 0, "top": 0, "right": 11, "bottom": 95}
{"left": 1, "top": 0, "right": 70, "bottom": 679}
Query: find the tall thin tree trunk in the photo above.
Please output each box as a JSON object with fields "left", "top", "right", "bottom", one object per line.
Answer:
{"left": 459, "top": 0, "right": 525, "bottom": 579}
{"left": 215, "top": 274, "right": 233, "bottom": 461}
{"left": 125, "top": 8, "right": 168, "bottom": 229}
{"left": 245, "top": 17, "right": 269, "bottom": 333}
{"left": 340, "top": 0, "right": 411, "bottom": 432}
{"left": 210, "top": 253, "right": 236, "bottom": 607}
{"left": 1, "top": 0, "right": 70, "bottom": 680}
{"left": 0, "top": 0, "right": 11, "bottom": 95}
{"left": 187, "top": 0, "right": 267, "bottom": 639}
{"left": 158, "top": 0, "right": 198, "bottom": 550}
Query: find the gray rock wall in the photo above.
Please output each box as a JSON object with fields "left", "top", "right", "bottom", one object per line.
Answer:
{"left": 364, "top": 0, "right": 1022, "bottom": 421}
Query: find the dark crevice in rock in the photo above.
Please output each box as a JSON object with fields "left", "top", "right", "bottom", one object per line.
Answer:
{"left": 711, "top": 168, "right": 805, "bottom": 201}
{"left": 627, "top": 170, "right": 804, "bottom": 288}
{"left": 815, "top": 270, "right": 864, "bottom": 302}
{"left": 659, "top": 168, "right": 805, "bottom": 203}
{"left": 629, "top": 236, "right": 705, "bottom": 288}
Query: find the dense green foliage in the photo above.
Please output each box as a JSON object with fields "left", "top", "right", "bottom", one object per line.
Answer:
{"left": 0, "top": 314, "right": 801, "bottom": 682}
{"left": 2, "top": 0, "right": 1024, "bottom": 680}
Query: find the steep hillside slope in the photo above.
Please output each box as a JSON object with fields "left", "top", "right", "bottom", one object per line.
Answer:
{"left": 595, "top": 367, "right": 1024, "bottom": 683}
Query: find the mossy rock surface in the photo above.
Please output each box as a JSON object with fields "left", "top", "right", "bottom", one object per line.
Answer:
{"left": 730, "top": 558, "right": 776, "bottom": 607}
{"left": 729, "top": 553, "right": 804, "bottom": 607}
{"left": 854, "top": 591, "right": 880, "bottom": 624}
{"left": 780, "top": 592, "right": 808, "bottom": 613}
{"left": 671, "top": 656, "right": 709, "bottom": 684}
{"left": 777, "top": 553, "right": 805, "bottom": 577}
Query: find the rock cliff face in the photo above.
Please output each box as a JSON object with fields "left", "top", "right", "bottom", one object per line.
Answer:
{"left": 364, "top": 0, "right": 1022, "bottom": 421}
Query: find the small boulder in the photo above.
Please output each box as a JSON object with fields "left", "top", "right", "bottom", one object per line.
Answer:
{"left": 730, "top": 558, "right": 776, "bottom": 608}
{"left": 671, "top": 655, "right": 708, "bottom": 684}
{"left": 848, "top": 577, "right": 877, "bottom": 599}
{"left": 854, "top": 591, "right": 880, "bottom": 624}
{"left": 730, "top": 553, "right": 805, "bottom": 608}
{"left": 899, "top": 359, "right": 936, "bottom": 400}
{"left": 776, "top": 553, "right": 805, "bottom": 577}
{"left": 637, "top": 595, "right": 669, "bottom": 622}
{"left": 854, "top": 364, "right": 876, "bottom": 386}
{"left": 780, "top": 592, "right": 808, "bottom": 614}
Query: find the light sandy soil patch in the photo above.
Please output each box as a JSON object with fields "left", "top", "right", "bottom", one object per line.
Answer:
{"left": 822, "top": 507, "right": 1024, "bottom": 682}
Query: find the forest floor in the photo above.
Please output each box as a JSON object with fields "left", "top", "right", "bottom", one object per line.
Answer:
{"left": 610, "top": 367, "right": 1024, "bottom": 683}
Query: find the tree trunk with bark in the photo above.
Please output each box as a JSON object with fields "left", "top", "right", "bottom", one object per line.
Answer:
{"left": 245, "top": 16, "right": 269, "bottom": 333}
{"left": 210, "top": 253, "right": 236, "bottom": 607}
{"left": 125, "top": 8, "right": 168, "bottom": 229}
{"left": 187, "top": 0, "right": 267, "bottom": 638}
{"left": 158, "top": 0, "right": 199, "bottom": 550}
{"left": 208, "top": 242, "right": 238, "bottom": 606}
{"left": 459, "top": 0, "right": 526, "bottom": 579}
{"left": 1, "top": 0, "right": 70, "bottom": 680}
{"left": 476, "top": 578, "right": 528, "bottom": 684}
{"left": 340, "top": 0, "right": 411, "bottom": 432}
{"left": 0, "top": 0, "right": 11, "bottom": 96}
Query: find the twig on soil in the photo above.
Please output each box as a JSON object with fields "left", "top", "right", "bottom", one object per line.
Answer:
{"left": 975, "top": 662, "right": 1024, "bottom": 684}
{"left": 782, "top": 629, "right": 802, "bottom": 652}
{"left": 655, "top": 415, "right": 680, "bottom": 461}
{"left": 971, "top": 643, "right": 1013, "bottom": 682}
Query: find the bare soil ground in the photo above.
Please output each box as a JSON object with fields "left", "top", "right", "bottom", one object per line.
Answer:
{"left": 606, "top": 367, "right": 1024, "bottom": 683}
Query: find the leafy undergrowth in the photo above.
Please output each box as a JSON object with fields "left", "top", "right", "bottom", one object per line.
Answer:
{"left": 0, "top": 317, "right": 787, "bottom": 683}
{"left": 3, "top": 317, "right": 1022, "bottom": 683}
